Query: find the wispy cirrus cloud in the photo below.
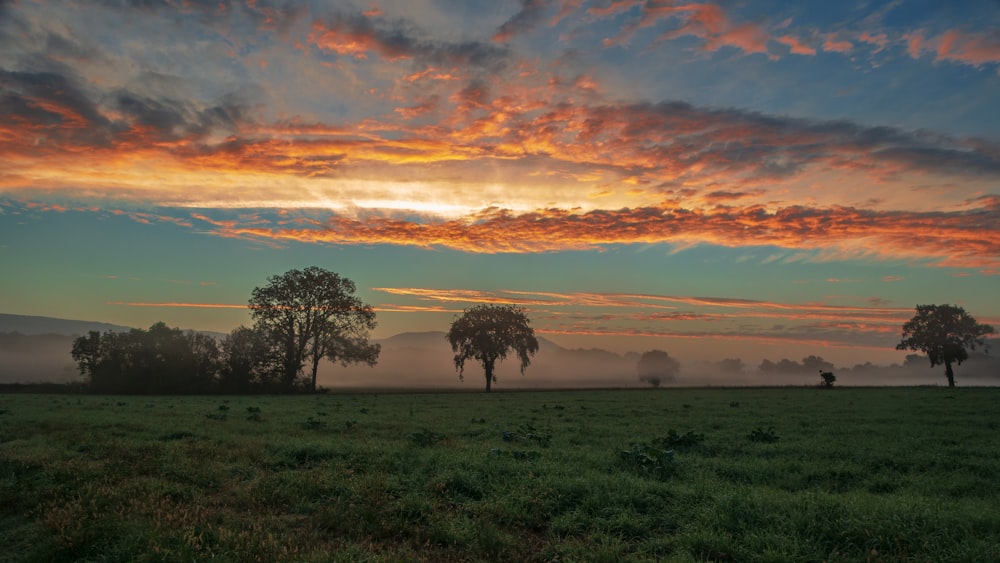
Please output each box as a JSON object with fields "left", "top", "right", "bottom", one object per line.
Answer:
{"left": 307, "top": 11, "right": 509, "bottom": 71}
{"left": 371, "top": 287, "right": 914, "bottom": 317}
{"left": 195, "top": 200, "right": 1000, "bottom": 269}
{"left": 369, "top": 286, "right": 926, "bottom": 350}
{"left": 108, "top": 301, "right": 245, "bottom": 309}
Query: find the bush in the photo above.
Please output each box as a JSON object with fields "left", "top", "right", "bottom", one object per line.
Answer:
{"left": 501, "top": 424, "right": 551, "bottom": 447}
{"left": 619, "top": 442, "right": 676, "bottom": 479}
{"left": 660, "top": 429, "right": 705, "bottom": 449}
{"left": 410, "top": 429, "right": 445, "bottom": 447}
{"left": 747, "top": 426, "right": 780, "bottom": 443}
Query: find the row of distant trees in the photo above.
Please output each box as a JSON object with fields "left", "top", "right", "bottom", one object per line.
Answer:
{"left": 71, "top": 266, "right": 994, "bottom": 393}
{"left": 72, "top": 267, "right": 380, "bottom": 394}
{"left": 632, "top": 305, "right": 993, "bottom": 388}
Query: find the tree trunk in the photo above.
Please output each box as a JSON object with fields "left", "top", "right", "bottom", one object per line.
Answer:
{"left": 484, "top": 359, "right": 494, "bottom": 393}
{"left": 945, "top": 361, "right": 955, "bottom": 387}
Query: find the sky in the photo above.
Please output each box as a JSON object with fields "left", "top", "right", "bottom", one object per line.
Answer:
{"left": 1, "top": 0, "right": 998, "bottom": 370}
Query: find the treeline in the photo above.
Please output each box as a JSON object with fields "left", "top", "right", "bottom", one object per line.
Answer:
{"left": 70, "top": 267, "right": 380, "bottom": 395}
{"left": 71, "top": 323, "right": 274, "bottom": 394}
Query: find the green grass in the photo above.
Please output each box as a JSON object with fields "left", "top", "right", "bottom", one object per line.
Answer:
{"left": 1, "top": 388, "right": 998, "bottom": 561}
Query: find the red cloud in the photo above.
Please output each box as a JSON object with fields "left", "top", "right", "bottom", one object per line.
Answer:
{"left": 202, "top": 201, "right": 1000, "bottom": 270}
{"left": 822, "top": 34, "right": 853, "bottom": 53}
{"left": 308, "top": 20, "right": 407, "bottom": 60}
{"left": 653, "top": 3, "right": 770, "bottom": 55}
{"left": 777, "top": 34, "right": 816, "bottom": 56}
{"left": 936, "top": 29, "right": 1000, "bottom": 67}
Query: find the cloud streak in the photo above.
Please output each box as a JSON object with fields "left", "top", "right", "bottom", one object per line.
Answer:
{"left": 197, "top": 201, "right": 1000, "bottom": 269}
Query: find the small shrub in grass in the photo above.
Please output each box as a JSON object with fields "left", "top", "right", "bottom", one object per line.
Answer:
{"left": 302, "top": 416, "right": 325, "bottom": 430}
{"left": 501, "top": 424, "right": 551, "bottom": 447}
{"left": 490, "top": 448, "right": 541, "bottom": 462}
{"left": 410, "top": 429, "right": 446, "bottom": 447}
{"left": 660, "top": 429, "right": 705, "bottom": 449}
{"left": 160, "top": 431, "right": 195, "bottom": 441}
{"left": 619, "top": 442, "right": 676, "bottom": 479}
{"left": 747, "top": 426, "right": 780, "bottom": 443}
{"left": 205, "top": 412, "right": 226, "bottom": 421}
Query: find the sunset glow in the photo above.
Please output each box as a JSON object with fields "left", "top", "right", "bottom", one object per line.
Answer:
{"left": 2, "top": 0, "right": 998, "bottom": 371}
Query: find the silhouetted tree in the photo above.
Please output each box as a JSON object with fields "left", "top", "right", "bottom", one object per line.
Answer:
{"left": 219, "top": 326, "right": 276, "bottom": 393}
{"left": 637, "top": 349, "right": 680, "bottom": 387}
{"left": 819, "top": 370, "right": 836, "bottom": 388}
{"left": 71, "top": 322, "right": 219, "bottom": 393}
{"left": 446, "top": 304, "right": 538, "bottom": 392}
{"left": 249, "top": 267, "right": 380, "bottom": 392}
{"left": 896, "top": 304, "right": 994, "bottom": 387}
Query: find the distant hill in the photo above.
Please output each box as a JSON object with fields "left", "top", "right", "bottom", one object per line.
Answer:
{"left": 0, "top": 313, "right": 132, "bottom": 336}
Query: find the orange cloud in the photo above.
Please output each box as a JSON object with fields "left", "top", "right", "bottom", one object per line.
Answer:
{"left": 308, "top": 20, "right": 400, "bottom": 60}
{"left": 551, "top": 0, "right": 581, "bottom": 26}
{"left": 204, "top": 201, "right": 1000, "bottom": 269}
{"left": 935, "top": 29, "right": 1000, "bottom": 67}
{"left": 108, "top": 301, "right": 245, "bottom": 309}
{"left": 822, "top": 34, "right": 853, "bottom": 53}
{"left": 372, "top": 287, "right": 914, "bottom": 318}
{"left": 653, "top": 4, "right": 770, "bottom": 55}
{"left": 777, "top": 34, "right": 816, "bottom": 56}
{"left": 587, "top": 0, "right": 643, "bottom": 17}
{"left": 536, "top": 328, "right": 893, "bottom": 351}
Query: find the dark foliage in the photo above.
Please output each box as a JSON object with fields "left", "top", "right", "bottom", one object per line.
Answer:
{"left": 896, "top": 304, "right": 994, "bottom": 387}
{"left": 71, "top": 322, "right": 219, "bottom": 394}
{"left": 249, "top": 267, "right": 380, "bottom": 392}
{"left": 446, "top": 304, "right": 538, "bottom": 392}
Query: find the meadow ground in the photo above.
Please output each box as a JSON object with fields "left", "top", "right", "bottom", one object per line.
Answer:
{"left": 1, "top": 387, "right": 998, "bottom": 562}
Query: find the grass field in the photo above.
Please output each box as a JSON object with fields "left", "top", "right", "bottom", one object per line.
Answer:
{"left": 1, "top": 388, "right": 998, "bottom": 561}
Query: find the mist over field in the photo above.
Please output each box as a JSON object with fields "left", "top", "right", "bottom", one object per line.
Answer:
{"left": 6, "top": 314, "right": 996, "bottom": 389}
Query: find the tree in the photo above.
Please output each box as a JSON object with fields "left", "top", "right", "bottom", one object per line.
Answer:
{"left": 819, "top": 371, "right": 836, "bottom": 388}
{"left": 446, "top": 304, "right": 539, "bottom": 392}
{"left": 71, "top": 322, "right": 219, "bottom": 393}
{"left": 896, "top": 304, "right": 994, "bottom": 387}
{"left": 219, "top": 326, "right": 276, "bottom": 393}
{"left": 249, "top": 267, "right": 380, "bottom": 392}
{"left": 637, "top": 349, "right": 680, "bottom": 387}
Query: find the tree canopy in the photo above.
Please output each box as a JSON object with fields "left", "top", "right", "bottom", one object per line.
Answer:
{"left": 896, "top": 304, "right": 994, "bottom": 387}
{"left": 637, "top": 349, "right": 680, "bottom": 387}
{"left": 71, "top": 322, "right": 218, "bottom": 394}
{"left": 249, "top": 267, "right": 380, "bottom": 392}
{"left": 446, "top": 304, "right": 539, "bottom": 392}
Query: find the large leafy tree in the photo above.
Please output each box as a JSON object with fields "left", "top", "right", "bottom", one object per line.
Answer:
{"left": 249, "top": 267, "right": 380, "bottom": 392}
{"left": 446, "top": 304, "right": 539, "bottom": 392}
{"left": 896, "top": 304, "right": 994, "bottom": 387}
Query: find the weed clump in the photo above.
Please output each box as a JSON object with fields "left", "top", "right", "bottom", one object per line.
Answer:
{"left": 660, "top": 429, "right": 705, "bottom": 449}
{"left": 302, "top": 416, "right": 326, "bottom": 430}
{"left": 619, "top": 441, "right": 676, "bottom": 479}
{"left": 160, "top": 431, "right": 195, "bottom": 441}
{"left": 490, "top": 448, "right": 541, "bottom": 462}
{"left": 501, "top": 424, "right": 551, "bottom": 447}
{"left": 747, "top": 426, "right": 780, "bottom": 443}
{"left": 410, "top": 429, "right": 446, "bottom": 447}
